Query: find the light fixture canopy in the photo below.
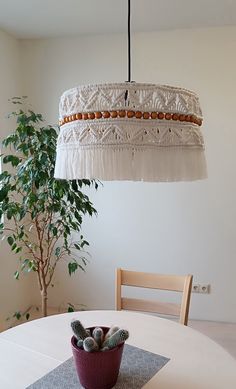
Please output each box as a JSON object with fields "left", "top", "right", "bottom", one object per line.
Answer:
{"left": 54, "top": 1, "right": 206, "bottom": 182}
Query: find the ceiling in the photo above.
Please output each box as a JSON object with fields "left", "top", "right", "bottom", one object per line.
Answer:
{"left": 0, "top": 0, "right": 236, "bottom": 39}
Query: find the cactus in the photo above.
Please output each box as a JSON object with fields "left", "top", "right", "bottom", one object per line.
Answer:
{"left": 71, "top": 320, "right": 88, "bottom": 340}
{"left": 71, "top": 320, "right": 129, "bottom": 352}
{"left": 102, "top": 329, "right": 129, "bottom": 350}
{"left": 77, "top": 339, "right": 84, "bottom": 349}
{"left": 104, "top": 325, "right": 120, "bottom": 340}
{"left": 92, "top": 327, "right": 104, "bottom": 347}
{"left": 86, "top": 329, "right": 91, "bottom": 337}
{"left": 83, "top": 337, "right": 99, "bottom": 352}
{"left": 101, "top": 346, "right": 109, "bottom": 352}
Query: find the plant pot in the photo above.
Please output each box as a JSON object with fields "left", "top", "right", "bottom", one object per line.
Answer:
{"left": 71, "top": 326, "right": 124, "bottom": 389}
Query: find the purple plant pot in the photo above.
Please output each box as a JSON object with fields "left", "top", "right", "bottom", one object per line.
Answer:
{"left": 71, "top": 326, "right": 124, "bottom": 389}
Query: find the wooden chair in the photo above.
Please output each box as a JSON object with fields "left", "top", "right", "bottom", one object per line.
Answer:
{"left": 115, "top": 268, "right": 193, "bottom": 325}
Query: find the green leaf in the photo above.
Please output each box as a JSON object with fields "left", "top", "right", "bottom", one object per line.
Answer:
{"left": 68, "top": 261, "right": 79, "bottom": 276}
{"left": 22, "top": 260, "right": 37, "bottom": 272}
{"left": 81, "top": 240, "right": 89, "bottom": 248}
{"left": 18, "top": 229, "right": 24, "bottom": 239}
{"left": 14, "top": 271, "right": 19, "bottom": 280}
{"left": 55, "top": 247, "right": 61, "bottom": 257}
{"left": 0, "top": 171, "right": 11, "bottom": 181}
{"left": 14, "top": 246, "right": 22, "bottom": 254}
{"left": 34, "top": 180, "right": 40, "bottom": 189}
{"left": 0, "top": 187, "right": 8, "bottom": 201}
{"left": 2, "top": 134, "right": 17, "bottom": 147}
{"left": 21, "top": 259, "right": 30, "bottom": 271}
{"left": 60, "top": 207, "right": 66, "bottom": 216}
{"left": 2, "top": 155, "right": 21, "bottom": 167}
{"left": 65, "top": 225, "right": 70, "bottom": 234}
{"left": 13, "top": 311, "right": 21, "bottom": 320}
{"left": 72, "top": 180, "right": 78, "bottom": 192}
{"left": 11, "top": 242, "right": 17, "bottom": 249}
{"left": 7, "top": 209, "right": 13, "bottom": 220}
{"left": 7, "top": 236, "right": 14, "bottom": 246}
{"left": 81, "top": 257, "right": 88, "bottom": 267}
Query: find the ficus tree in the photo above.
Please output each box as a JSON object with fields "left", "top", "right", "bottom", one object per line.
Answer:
{"left": 0, "top": 98, "right": 98, "bottom": 317}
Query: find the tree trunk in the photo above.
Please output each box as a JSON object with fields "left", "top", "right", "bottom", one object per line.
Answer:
{"left": 41, "top": 289, "right": 48, "bottom": 317}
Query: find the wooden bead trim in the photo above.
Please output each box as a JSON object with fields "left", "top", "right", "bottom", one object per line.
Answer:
{"left": 59, "top": 111, "right": 202, "bottom": 127}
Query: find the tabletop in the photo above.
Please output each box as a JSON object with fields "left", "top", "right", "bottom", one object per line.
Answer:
{"left": 0, "top": 310, "right": 235, "bottom": 389}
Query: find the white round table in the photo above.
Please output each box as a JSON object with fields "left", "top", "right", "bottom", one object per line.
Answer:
{"left": 0, "top": 310, "right": 235, "bottom": 388}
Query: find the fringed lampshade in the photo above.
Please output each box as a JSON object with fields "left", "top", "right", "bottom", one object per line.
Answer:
{"left": 54, "top": 82, "right": 206, "bottom": 182}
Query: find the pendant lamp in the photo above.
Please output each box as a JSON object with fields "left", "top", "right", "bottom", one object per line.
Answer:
{"left": 54, "top": 0, "right": 206, "bottom": 182}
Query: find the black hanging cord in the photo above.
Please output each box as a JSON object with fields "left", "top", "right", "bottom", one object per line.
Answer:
{"left": 125, "top": 0, "right": 131, "bottom": 102}
{"left": 127, "top": 0, "right": 131, "bottom": 82}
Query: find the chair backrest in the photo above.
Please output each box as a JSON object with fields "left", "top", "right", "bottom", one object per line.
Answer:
{"left": 115, "top": 268, "right": 193, "bottom": 325}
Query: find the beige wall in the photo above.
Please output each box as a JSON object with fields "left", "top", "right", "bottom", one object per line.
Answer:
{"left": 2, "top": 25, "right": 236, "bottom": 323}
{"left": 0, "top": 30, "right": 32, "bottom": 330}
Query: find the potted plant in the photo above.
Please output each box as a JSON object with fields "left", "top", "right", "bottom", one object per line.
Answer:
{"left": 0, "top": 98, "right": 98, "bottom": 318}
{"left": 70, "top": 319, "right": 129, "bottom": 389}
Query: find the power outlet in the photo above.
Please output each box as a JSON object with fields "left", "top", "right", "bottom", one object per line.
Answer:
{"left": 199, "top": 284, "right": 210, "bottom": 294}
{"left": 192, "top": 284, "right": 200, "bottom": 293}
{"left": 192, "top": 283, "right": 210, "bottom": 294}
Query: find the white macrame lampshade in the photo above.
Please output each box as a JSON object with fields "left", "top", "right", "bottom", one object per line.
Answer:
{"left": 54, "top": 82, "right": 206, "bottom": 182}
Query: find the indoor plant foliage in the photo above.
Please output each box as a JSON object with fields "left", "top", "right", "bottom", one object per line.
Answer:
{"left": 0, "top": 98, "right": 98, "bottom": 317}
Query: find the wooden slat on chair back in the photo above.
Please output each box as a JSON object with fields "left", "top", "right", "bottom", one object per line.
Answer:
{"left": 116, "top": 268, "right": 193, "bottom": 326}
{"left": 121, "top": 298, "right": 181, "bottom": 316}
{"left": 121, "top": 269, "right": 186, "bottom": 291}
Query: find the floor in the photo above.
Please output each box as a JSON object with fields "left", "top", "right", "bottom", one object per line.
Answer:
{"left": 189, "top": 320, "right": 236, "bottom": 359}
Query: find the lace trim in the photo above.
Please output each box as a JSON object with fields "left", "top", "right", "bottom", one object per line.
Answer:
{"left": 59, "top": 82, "right": 202, "bottom": 119}
{"left": 57, "top": 120, "right": 204, "bottom": 148}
